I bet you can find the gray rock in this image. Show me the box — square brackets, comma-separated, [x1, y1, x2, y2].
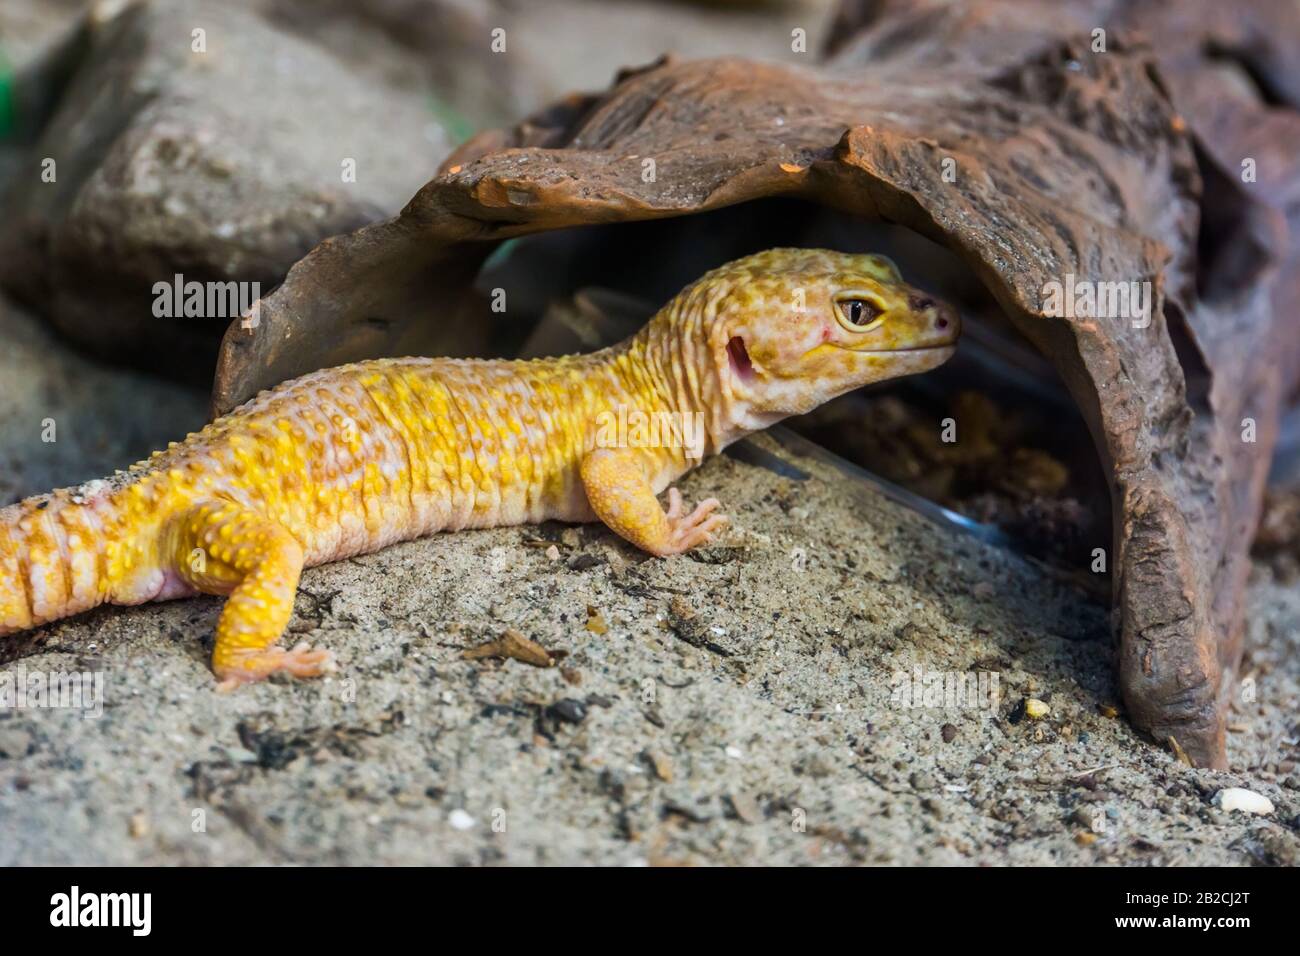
[0, 293, 206, 506]
[0, 0, 452, 381]
[0, 0, 85, 74]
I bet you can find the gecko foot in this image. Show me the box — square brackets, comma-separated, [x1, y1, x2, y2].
[660, 488, 728, 555]
[215, 641, 337, 691]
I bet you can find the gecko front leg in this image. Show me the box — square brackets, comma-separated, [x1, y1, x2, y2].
[169, 501, 334, 688]
[580, 448, 727, 557]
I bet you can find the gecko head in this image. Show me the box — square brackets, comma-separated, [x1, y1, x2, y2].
[704, 248, 960, 419]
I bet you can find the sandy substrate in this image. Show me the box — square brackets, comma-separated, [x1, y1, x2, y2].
[0, 297, 1297, 865]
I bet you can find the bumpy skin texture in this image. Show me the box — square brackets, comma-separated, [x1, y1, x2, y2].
[0, 249, 959, 686]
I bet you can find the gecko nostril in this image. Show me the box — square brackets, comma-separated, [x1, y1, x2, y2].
[936, 316, 949, 329]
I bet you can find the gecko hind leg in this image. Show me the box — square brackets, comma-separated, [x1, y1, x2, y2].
[170, 501, 335, 689]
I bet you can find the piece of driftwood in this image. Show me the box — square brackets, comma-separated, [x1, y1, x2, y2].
[212, 0, 1300, 767]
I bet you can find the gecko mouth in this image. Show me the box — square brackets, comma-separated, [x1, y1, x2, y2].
[727, 335, 756, 381]
[841, 343, 958, 355]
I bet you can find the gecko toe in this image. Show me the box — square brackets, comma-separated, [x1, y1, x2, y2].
[662, 499, 729, 554]
[666, 487, 684, 519]
[214, 643, 336, 687]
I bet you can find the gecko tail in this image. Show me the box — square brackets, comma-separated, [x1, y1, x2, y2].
[0, 488, 115, 637]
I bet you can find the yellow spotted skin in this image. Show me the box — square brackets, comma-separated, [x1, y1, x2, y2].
[0, 249, 960, 686]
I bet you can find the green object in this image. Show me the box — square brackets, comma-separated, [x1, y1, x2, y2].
[426, 93, 475, 146]
[481, 238, 520, 273]
[0, 48, 13, 140]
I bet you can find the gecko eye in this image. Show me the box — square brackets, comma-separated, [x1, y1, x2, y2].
[835, 297, 885, 331]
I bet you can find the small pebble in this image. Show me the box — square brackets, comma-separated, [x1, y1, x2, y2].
[448, 809, 476, 830]
[643, 750, 674, 783]
[727, 792, 762, 824]
[1024, 698, 1050, 719]
[796, 753, 833, 779]
[0, 728, 35, 759]
[1071, 806, 1099, 830]
[546, 698, 587, 725]
[1212, 787, 1274, 816]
